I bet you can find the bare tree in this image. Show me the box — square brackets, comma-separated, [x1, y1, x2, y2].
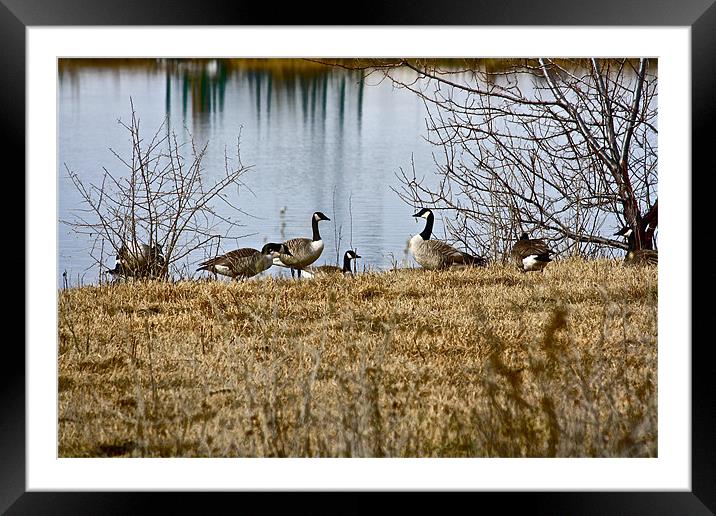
[356, 58, 657, 260]
[63, 99, 252, 280]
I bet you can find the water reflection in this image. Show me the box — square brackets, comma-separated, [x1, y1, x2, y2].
[133, 59, 368, 140]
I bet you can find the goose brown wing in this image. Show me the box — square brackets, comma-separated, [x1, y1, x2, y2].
[313, 265, 342, 274]
[200, 247, 259, 268]
[279, 238, 317, 267]
[283, 238, 311, 254]
[512, 239, 551, 259]
[425, 239, 468, 266]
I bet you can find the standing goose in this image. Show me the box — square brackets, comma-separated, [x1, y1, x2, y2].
[409, 208, 487, 269]
[510, 232, 553, 272]
[614, 227, 658, 266]
[274, 211, 331, 278]
[196, 242, 292, 281]
[303, 250, 361, 278]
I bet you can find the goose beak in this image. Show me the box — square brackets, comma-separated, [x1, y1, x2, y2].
[412, 211, 420, 218]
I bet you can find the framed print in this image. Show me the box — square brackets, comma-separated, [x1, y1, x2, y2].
[7, 0, 715, 513]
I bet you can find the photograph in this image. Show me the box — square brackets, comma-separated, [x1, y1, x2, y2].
[8, 7, 711, 511]
[57, 57, 659, 459]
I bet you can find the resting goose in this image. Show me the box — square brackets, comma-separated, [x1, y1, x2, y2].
[107, 257, 130, 279]
[109, 241, 165, 278]
[196, 242, 291, 281]
[614, 226, 658, 266]
[510, 232, 553, 272]
[274, 211, 331, 278]
[409, 208, 487, 269]
[303, 250, 361, 278]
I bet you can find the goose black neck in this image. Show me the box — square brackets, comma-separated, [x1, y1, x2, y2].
[342, 253, 352, 273]
[312, 217, 322, 242]
[419, 212, 434, 240]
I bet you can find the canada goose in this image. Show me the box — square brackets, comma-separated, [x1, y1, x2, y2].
[110, 242, 165, 278]
[273, 211, 331, 278]
[303, 250, 361, 278]
[510, 232, 553, 272]
[196, 242, 291, 281]
[409, 208, 487, 269]
[614, 226, 658, 266]
[106, 257, 130, 279]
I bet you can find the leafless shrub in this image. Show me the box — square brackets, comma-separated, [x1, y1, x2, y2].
[364, 59, 658, 260]
[63, 99, 252, 281]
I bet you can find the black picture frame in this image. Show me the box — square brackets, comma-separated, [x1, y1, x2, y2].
[7, 0, 715, 513]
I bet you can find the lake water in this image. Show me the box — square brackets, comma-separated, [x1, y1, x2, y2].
[58, 60, 655, 287]
[58, 60, 439, 286]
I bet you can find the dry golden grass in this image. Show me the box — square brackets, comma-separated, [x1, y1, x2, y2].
[58, 258, 657, 457]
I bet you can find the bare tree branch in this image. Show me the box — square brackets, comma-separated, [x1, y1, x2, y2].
[63, 100, 252, 280]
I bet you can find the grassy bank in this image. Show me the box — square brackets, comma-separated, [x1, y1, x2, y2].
[58, 258, 657, 457]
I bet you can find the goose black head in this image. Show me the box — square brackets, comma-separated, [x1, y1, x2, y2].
[107, 260, 127, 277]
[412, 208, 432, 219]
[346, 249, 361, 260]
[313, 212, 331, 222]
[262, 242, 292, 256]
[519, 232, 529, 241]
